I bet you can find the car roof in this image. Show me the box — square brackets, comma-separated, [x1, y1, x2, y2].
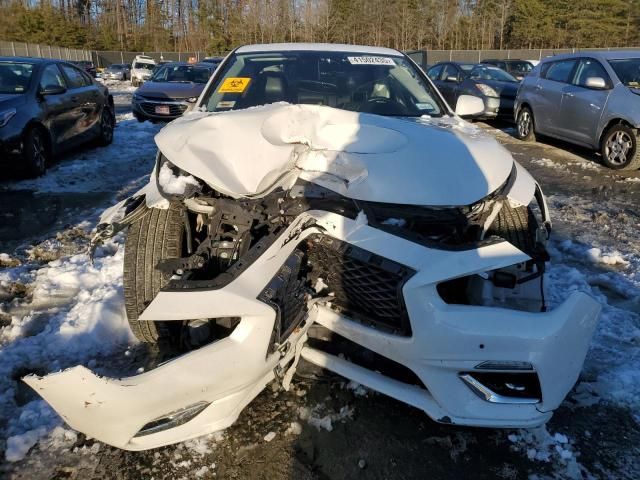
[236, 42, 403, 56]
[0, 56, 50, 63]
[157, 62, 209, 67]
[542, 50, 640, 63]
[482, 59, 530, 63]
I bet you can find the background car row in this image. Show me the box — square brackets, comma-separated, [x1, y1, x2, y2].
[426, 51, 640, 170]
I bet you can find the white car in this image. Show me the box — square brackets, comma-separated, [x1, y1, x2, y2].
[25, 43, 600, 451]
[130, 55, 156, 86]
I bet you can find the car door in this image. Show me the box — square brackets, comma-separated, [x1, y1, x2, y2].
[59, 63, 100, 142]
[427, 64, 445, 100]
[558, 58, 612, 146]
[438, 64, 463, 107]
[534, 59, 578, 134]
[38, 63, 78, 148]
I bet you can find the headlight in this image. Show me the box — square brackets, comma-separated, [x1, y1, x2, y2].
[475, 84, 498, 97]
[186, 97, 197, 103]
[0, 108, 16, 128]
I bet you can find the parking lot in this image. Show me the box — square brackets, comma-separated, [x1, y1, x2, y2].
[0, 80, 639, 479]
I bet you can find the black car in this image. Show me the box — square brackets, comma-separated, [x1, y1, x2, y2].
[481, 59, 534, 81]
[132, 62, 214, 122]
[0, 57, 115, 177]
[73, 60, 97, 78]
[200, 57, 223, 68]
[427, 62, 520, 120]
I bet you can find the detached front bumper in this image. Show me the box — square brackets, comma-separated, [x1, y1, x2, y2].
[25, 209, 599, 450]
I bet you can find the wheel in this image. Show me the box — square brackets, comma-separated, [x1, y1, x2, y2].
[23, 126, 49, 177]
[488, 203, 538, 256]
[97, 107, 115, 146]
[134, 113, 146, 123]
[601, 124, 640, 170]
[516, 106, 536, 141]
[123, 203, 186, 343]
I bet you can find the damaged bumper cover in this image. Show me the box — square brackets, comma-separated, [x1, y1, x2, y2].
[27, 210, 599, 450]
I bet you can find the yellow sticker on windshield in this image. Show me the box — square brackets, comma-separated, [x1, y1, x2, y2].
[218, 77, 251, 93]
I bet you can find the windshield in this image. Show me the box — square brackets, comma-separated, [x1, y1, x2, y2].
[509, 61, 533, 73]
[608, 58, 640, 87]
[133, 62, 155, 71]
[202, 50, 445, 117]
[108, 64, 124, 70]
[0, 62, 34, 94]
[151, 64, 213, 83]
[470, 66, 518, 82]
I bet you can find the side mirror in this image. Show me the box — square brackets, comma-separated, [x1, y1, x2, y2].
[455, 95, 485, 117]
[445, 75, 459, 83]
[40, 84, 66, 96]
[585, 77, 607, 89]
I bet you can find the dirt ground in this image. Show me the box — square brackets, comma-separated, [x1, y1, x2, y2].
[1, 119, 639, 480]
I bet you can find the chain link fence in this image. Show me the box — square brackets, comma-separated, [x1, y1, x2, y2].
[0, 40, 90, 61]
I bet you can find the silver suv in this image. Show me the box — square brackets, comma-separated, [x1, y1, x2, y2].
[515, 51, 640, 169]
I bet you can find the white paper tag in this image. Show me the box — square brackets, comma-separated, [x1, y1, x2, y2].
[347, 56, 396, 66]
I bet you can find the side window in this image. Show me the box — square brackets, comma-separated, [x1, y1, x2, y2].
[40, 64, 66, 90]
[80, 70, 93, 85]
[60, 64, 88, 89]
[573, 59, 610, 88]
[543, 60, 577, 83]
[440, 64, 458, 81]
[427, 65, 442, 81]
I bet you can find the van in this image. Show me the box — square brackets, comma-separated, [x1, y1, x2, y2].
[131, 55, 156, 86]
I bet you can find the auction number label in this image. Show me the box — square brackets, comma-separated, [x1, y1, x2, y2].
[218, 77, 251, 93]
[347, 56, 396, 66]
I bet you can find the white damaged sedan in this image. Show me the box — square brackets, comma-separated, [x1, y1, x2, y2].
[24, 43, 600, 451]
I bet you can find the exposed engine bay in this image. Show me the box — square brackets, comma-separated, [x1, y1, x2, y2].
[23, 103, 600, 451]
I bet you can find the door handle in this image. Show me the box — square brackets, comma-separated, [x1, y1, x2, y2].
[534, 85, 542, 90]
[563, 92, 574, 98]
[71, 96, 79, 102]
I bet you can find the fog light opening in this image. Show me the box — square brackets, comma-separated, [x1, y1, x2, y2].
[135, 401, 210, 437]
[460, 371, 541, 404]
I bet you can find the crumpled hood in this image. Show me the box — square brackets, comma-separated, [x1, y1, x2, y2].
[155, 103, 515, 206]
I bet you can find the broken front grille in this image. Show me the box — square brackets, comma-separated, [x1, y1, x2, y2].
[305, 234, 415, 336]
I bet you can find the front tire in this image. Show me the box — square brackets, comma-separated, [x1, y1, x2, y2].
[488, 203, 538, 256]
[23, 127, 49, 177]
[97, 107, 115, 146]
[516, 106, 536, 142]
[601, 124, 640, 170]
[123, 203, 186, 344]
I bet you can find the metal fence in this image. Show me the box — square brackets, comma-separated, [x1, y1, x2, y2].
[0, 40, 90, 61]
[2, 40, 638, 68]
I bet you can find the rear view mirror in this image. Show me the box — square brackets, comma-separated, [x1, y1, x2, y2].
[455, 95, 485, 117]
[445, 75, 459, 83]
[585, 77, 607, 89]
[41, 84, 66, 96]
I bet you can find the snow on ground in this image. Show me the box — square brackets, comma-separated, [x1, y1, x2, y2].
[7, 112, 160, 196]
[0, 82, 160, 462]
[0, 105, 638, 477]
[1, 235, 135, 462]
